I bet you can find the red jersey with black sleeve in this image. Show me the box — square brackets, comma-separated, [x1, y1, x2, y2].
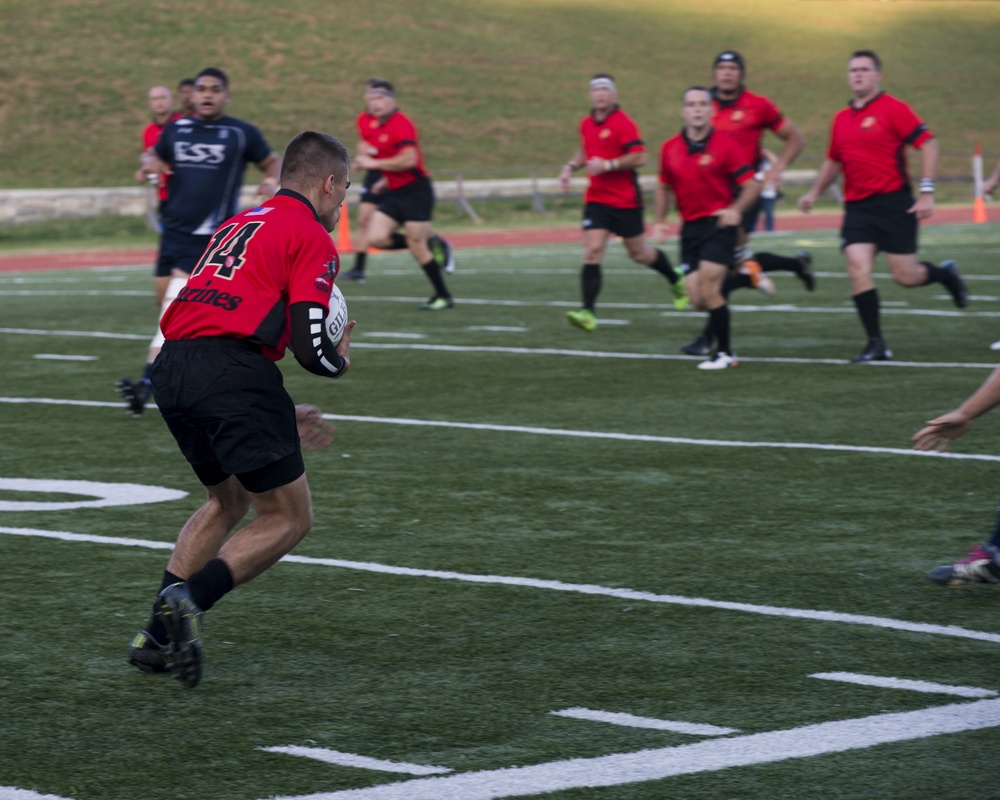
[658, 129, 756, 222]
[160, 190, 339, 363]
[580, 106, 645, 208]
[359, 109, 429, 191]
[711, 88, 784, 167]
[142, 113, 181, 201]
[826, 92, 933, 202]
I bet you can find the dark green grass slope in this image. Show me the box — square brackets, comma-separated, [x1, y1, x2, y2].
[1, 0, 999, 188]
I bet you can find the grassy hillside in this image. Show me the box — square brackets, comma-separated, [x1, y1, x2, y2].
[1, 0, 999, 188]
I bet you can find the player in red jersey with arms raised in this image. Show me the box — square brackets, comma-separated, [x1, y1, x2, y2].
[681, 51, 814, 356]
[559, 73, 687, 332]
[799, 50, 966, 362]
[352, 80, 454, 309]
[127, 131, 354, 688]
[654, 87, 760, 370]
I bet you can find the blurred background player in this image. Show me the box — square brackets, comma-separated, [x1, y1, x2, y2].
[559, 73, 687, 333]
[654, 86, 760, 370]
[798, 50, 966, 362]
[344, 78, 455, 285]
[350, 79, 455, 307]
[117, 67, 281, 415]
[681, 51, 813, 356]
[177, 77, 196, 116]
[135, 85, 181, 307]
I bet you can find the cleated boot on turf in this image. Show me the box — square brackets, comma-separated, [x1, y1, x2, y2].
[670, 271, 689, 311]
[430, 236, 456, 274]
[127, 629, 169, 674]
[156, 583, 204, 689]
[797, 251, 816, 292]
[850, 337, 892, 363]
[566, 309, 597, 332]
[116, 377, 152, 416]
[697, 352, 739, 370]
[680, 335, 713, 356]
[419, 296, 454, 311]
[926, 544, 1000, 587]
[343, 268, 366, 284]
[940, 259, 968, 309]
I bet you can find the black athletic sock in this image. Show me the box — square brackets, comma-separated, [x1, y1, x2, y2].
[186, 558, 235, 613]
[755, 252, 803, 274]
[648, 249, 679, 284]
[852, 289, 882, 339]
[421, 258, 451, 298]
[708, 305, 732, 355]
[388, 232, 408, 250]
[581, 263, 602, 311]
[723, 272, 753, 298]
[146, 569, 183, 642]
[989, 501, 1000, 549]
[353, 251, 368, 273]
[919, 261, 946, 285]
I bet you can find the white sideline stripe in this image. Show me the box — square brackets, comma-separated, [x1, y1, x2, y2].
[258, 746, 452, 775]
[0, 327, 147, 340]
[550, 708, 739, 736]
[3, 526, 1000, 645]
[267, 699, 1000, 800]
[810, 672, 998, 698]
[0, 789, 73, 800]
[1, 329, 998, 369]
[33, 354, 98, 361]
[1, 397, 999, 462]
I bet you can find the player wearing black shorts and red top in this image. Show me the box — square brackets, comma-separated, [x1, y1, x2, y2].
[344, 78, 454, 285]
[559, 73, 687, 332]
[352, 80, 454, 309]
[654, 87, 760, 370]
[681, 51, 813, 356]
[799, 50, 966, 362]
[118, 67, 281, 416]
[126, 131, 354, 689]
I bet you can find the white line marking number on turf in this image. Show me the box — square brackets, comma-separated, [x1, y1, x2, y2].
[0, 478, 186, 512]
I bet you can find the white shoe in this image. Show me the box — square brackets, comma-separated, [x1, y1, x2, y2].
[697, 352, 739, 370]
[990, 340, 1000, 351]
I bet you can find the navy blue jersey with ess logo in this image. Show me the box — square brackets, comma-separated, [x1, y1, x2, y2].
[155, 115, 272, 236]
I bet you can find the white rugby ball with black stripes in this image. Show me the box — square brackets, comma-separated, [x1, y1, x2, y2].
[325, 283, 349, 346]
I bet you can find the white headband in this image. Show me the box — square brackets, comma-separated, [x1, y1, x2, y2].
[589, 78, 616, 93]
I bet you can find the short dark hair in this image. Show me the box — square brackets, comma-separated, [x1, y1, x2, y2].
[195, 67, 229, 88]
[683, 85, 712, 101]
[366, 78, 394, 94]
[590, 72, 615, 82]
[713, 50, 746, 73]
[280, 131, 350, 188]
[178, 77, 195, 89]
[850, 49, 881, 71]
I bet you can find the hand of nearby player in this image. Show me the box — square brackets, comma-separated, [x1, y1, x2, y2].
[295, 404, 336, 452]
[585, 156, 610, 176]
[908, 193, 935, 220]
[332, 320, 356, 376]
[354, 154, 377, 170]
[651, 222, 670, 243]
[559, 166, 573, 193]
[985, 177, 998, 198]
[797, 190, 818, 213]
[912, 410, 973, 452]
[713, 207, 741, 227]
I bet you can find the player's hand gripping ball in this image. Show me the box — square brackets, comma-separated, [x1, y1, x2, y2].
[325, 283, 349, 346]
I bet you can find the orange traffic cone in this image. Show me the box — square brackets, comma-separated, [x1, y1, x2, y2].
[974, 196, 988, 224]
[336, 202, 353, 253]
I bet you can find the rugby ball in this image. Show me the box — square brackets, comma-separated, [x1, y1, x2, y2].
[325, 283, 349, 346]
